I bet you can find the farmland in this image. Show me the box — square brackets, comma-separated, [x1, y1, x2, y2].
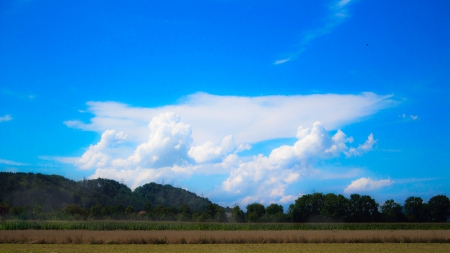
[1, 229, 450, 244]
[1, 244, 450, 253]
[1, 220, 450, 231]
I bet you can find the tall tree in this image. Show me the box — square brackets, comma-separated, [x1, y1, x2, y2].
[246, 203, 265, 222]
[346, 194, 380, 222]
[321, 193, 348, 222]
[231, 205, 245, 223]
[404, 196, 427, 222]
[428, 195, 450, 222]
[381, 199, 405, 222]
[288, 193, 324, 222]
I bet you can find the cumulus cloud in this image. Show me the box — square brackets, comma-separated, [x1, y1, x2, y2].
[344, 177, 394, 193]
[189, 135, 237, 163]
[113, 112, 193, 169]
[75, 129, 128, 170]
[221, 122, 373, 204]
[346, 133, 376, 157]
[65, 92, 394, 146]
[73, 112, 378, 204]
[66, 93, 394, 204]
[0, 114, 12, 122]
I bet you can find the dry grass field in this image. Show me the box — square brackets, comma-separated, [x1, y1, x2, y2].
[1, 243, 450, 253]
[1, 230, 450, 244]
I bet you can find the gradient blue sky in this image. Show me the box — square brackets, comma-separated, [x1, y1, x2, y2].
[1, 0, 449, 208]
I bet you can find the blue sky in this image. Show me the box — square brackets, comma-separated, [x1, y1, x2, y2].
[1, 0, 449, 208]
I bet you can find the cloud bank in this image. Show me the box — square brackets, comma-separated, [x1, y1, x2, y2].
[65, 92, 394, 145]
[65, 92, 395, 205]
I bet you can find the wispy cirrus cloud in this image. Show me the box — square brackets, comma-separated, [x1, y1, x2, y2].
[0, 115, 12, 123]
[274, 0, 356, 65]
[39, 156, 78, 164]
[0, 158, 29, 166]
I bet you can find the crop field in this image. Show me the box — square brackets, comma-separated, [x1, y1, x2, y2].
[1, 221, 450, 231]
[1, 243, 450, 253]
[1, 230, 450, 244]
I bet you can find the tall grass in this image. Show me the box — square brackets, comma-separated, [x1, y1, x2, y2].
[1, 221, 449, 231]
[1, 230, 450, 244]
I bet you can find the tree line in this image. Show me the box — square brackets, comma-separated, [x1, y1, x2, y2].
[0, 172, 449, 222]
[229, 193, 449, 223]
[1, 192, 449, 222]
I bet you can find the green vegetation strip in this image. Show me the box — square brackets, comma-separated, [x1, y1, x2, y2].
[1, 221, 449, 231]
[1, 244, 450, 253]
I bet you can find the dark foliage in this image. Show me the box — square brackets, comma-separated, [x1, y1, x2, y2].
[0, 172, 212, 220]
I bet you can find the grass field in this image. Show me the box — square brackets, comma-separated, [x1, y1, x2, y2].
[1, 230, 450, 244]
[1, 243, 450, 253]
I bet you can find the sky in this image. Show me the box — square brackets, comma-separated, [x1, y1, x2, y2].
[1, 0, 449, 209]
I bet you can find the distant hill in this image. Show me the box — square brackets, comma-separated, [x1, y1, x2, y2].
[0, 172, 213, 212]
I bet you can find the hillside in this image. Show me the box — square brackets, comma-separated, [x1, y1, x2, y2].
[0, 172, 213, 212]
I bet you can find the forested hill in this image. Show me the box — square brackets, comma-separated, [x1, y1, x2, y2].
[0, 172, 213, 212]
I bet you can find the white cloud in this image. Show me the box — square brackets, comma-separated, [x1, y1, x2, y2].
[346, 133, 376, 157]
[75, 129, 128, 170]
[279, 193, 303, 204]
[221, 122, 371, 202]
[337, 0, 352, 8]
[410, 115, 419, 120]
[65, 92, 394, 146]
[65, 93, 394, 203]
[39, 156, 78, 164]
[344, 177, 394, 193]
[189, 135, 238, 163]
[0, 158, 29, 166]
[274, 58, 290, 65]
[0, 114, 12, 122]
[399, 114, 419, 122]
[274, 0, 356, 64]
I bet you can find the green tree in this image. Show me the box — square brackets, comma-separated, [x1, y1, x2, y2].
[177, 204, 192, 221]
[205, 204, 219, 219]
[321, 193, 348, 222]
[246, 203, 265, 222]
[381, 199, 405, 222]
[404, 196, 427, 222]
[266, 203, 283, 215]
[346, 194, 380, 222]
[288, 193, 324, 222]
[125, 205, 135, 215]
[144, 202, 153, 212]
[215, 207, 228, 222]
[0, 201, 10, 218]
[64, 204, 88, 220]
[231, 205, 245, 223]
[264, 203, 285, 222]
[428, 195, 450, 222]
[89, 204, 102, 219]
